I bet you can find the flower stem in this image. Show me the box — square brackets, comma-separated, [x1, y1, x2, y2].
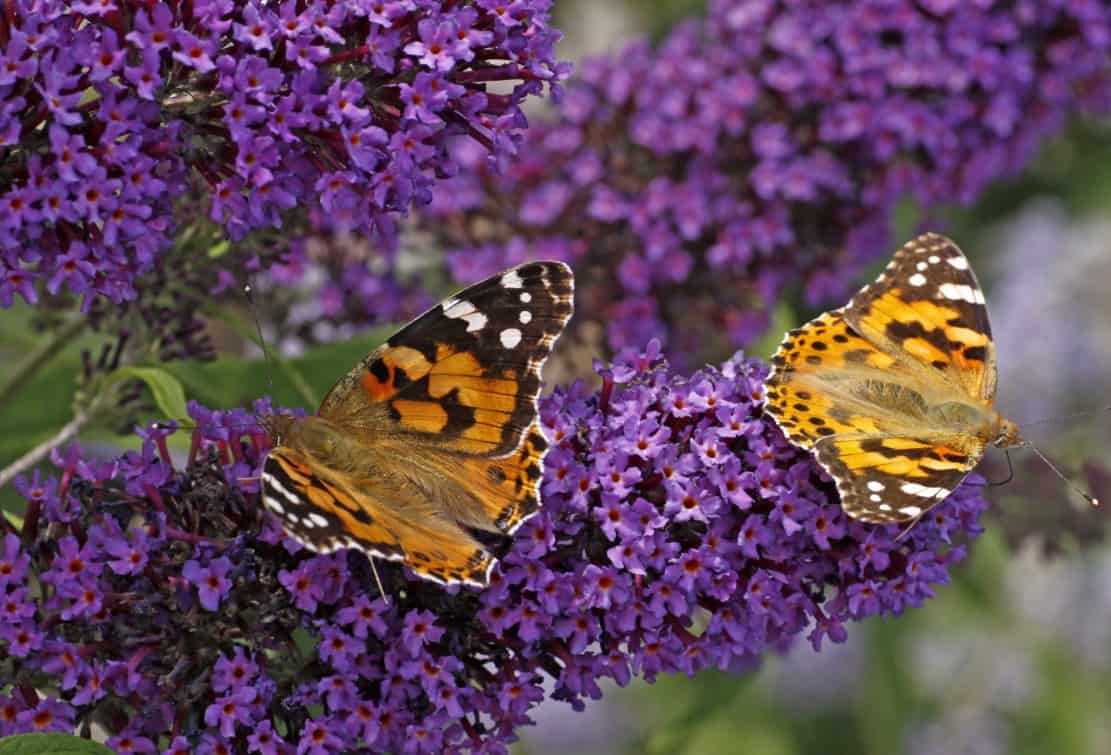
[0, 398, 97, 490]
[0, 316, 85, 413]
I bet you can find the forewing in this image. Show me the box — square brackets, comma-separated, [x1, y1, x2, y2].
[318, 261, 574, 458]
[812, 435, 982, 523]
[261, 447, 495, 586]
[765, 310, 909, 448]
[844, 233, 997, 403]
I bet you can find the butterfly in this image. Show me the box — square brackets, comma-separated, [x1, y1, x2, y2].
[259, 262, 574, 586]
[763, 232, 1021, 523]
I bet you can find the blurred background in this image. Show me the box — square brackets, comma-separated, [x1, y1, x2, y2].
[2, 0, 1109, 752]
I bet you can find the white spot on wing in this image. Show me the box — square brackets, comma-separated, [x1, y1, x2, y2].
[308, 513, 328, 528]
[908, 273, 927, 287]
[916, 261, 928, 272]
[442, 298, 488, 332]
[500, 328, 522, 348]
[946, 255, 969, 270]
[938, 283, 984, 304]
[900, 482, 948, 499]
[898, 505, 923, 517]
[519, 310, 532, 324]
[262, 471, 300, 507]
[501, 269, 524, 289]
[867, 481, 885, 492]
[520, 292, 531, 303]
[869, 494, 882, 502]
[928, 255, 941, 264]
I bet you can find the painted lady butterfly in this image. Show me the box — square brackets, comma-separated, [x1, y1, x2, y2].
[259, 262, 574, 586]
[763, 233, 1020, 523]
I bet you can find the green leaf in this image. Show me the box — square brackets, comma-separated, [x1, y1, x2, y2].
[163, 327, 393, 414]
[0, 733, 115, 755]
[111, 367, 189, 422]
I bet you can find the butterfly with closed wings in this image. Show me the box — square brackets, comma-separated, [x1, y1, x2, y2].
[259, 262, 574, 587]
[764, 232, 1096, 525]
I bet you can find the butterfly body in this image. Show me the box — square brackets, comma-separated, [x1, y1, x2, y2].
[260, 262, 574, 586]
[764, 233, 1019, 523]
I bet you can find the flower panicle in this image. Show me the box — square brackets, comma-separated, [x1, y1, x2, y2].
[0, 345, 986, 750]
[0, 0, 567, 310]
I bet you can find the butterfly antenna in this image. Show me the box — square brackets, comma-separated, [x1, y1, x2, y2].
[368, 556, 389, 605]
[1022, 441, 1100, 508]
[1021, 405, 1111, 428]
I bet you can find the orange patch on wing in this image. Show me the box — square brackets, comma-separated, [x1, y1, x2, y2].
[765, 311, 896, 446]
[431, 349, 483, 377]
[866, 291, 959, 327]
[427, 349, 519, 414]
[404, 537, 493, 584]
[459, 408, 512, 448]
[455, 422, 546, 533]
[361, 346, 433, 401]
[902, 337, 949, 365]
[273, 453, 315, 482]
[391, 399, 449, 433]
[944, 325, 989, 348]
[827, 439, 973, 479]
[919, 456, 971, 472]
[877, 438, 931, 450]
[306, 485, 335, 510]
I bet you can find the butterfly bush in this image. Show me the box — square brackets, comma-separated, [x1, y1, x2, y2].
[0, 0, 566, 310]
[421, 0, 1111, 359]
[0, 345, 987, 751]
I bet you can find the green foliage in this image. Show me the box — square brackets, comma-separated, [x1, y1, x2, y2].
[109, 367, 188, 424]
[0, 734, 114, 755]
[161, 327, 392, 414]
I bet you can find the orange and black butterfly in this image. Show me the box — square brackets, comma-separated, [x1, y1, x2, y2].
[260, 262, 574, 586]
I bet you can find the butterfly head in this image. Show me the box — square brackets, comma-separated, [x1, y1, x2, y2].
[990, 414, 1022, 449]
[259, 412, 295, 445]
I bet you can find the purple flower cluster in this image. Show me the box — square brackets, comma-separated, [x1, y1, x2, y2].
[424, 0, 1111, 360]
[0, 346, 985, 751]
[0, 0, 566, 310]
[258, 235, 433, 352]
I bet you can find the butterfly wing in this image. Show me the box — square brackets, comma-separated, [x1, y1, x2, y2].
[319, 261, 573, 456]
[810, 435, 981, 523]
[764, 233, 994, 523]
[319, 261, 572, 541]
[262, 447, 495, 586]
[844, 233, 997, 403]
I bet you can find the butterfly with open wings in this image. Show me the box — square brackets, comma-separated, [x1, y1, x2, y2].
[259, 262, 574, 586]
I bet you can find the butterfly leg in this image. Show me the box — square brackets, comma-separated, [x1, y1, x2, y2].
[895, 511, 925, 542]
[367, 555, 388, 604]
[984, 448, 1015, 487]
